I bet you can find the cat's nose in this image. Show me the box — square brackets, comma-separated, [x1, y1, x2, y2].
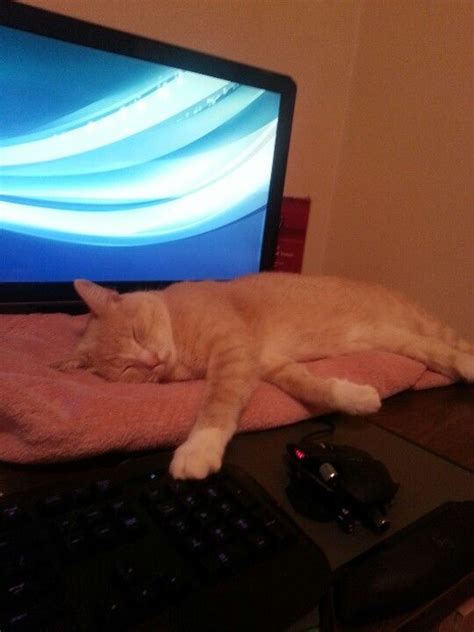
[137, 349, 163, 369]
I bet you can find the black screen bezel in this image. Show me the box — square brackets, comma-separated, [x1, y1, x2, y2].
[0, 1, 296, 313]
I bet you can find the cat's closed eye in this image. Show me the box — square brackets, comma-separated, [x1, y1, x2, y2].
[131, 325, 145, 345]
[118, 365, 147, 383]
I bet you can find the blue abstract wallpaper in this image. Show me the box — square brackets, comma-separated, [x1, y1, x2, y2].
[0, 26, 281, 281]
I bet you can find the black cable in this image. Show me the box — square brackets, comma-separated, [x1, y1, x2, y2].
[299, 417, 335, 445]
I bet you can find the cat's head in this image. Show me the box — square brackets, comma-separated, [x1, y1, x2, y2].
[53, 280, 177, 383]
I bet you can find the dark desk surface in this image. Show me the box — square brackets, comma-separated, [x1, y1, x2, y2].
[227, 408, 474, 572]
[0, 384, 473, 575]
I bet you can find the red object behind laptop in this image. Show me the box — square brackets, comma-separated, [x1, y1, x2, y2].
[273, 197, 310, 273]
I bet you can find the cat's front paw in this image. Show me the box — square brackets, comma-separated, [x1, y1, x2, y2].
[332, 380, 381, 415]
[169, 428, 226, 480]
[456, 353, 474, 382]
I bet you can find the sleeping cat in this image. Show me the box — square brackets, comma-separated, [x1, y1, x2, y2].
[54, 273, 474, 480]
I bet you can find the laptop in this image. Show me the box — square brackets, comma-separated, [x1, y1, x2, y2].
[0, 2, 296, 314]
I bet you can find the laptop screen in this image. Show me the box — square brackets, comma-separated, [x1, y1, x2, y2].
[0, 3, 296, 311]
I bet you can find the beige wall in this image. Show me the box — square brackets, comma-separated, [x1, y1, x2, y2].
[323, 1, 474, 339]
[22, 0, 473, 338]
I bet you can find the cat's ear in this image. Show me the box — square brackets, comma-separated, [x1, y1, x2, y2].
[73, 279, 119, 316]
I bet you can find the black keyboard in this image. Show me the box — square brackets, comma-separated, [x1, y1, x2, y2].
[0, 463, 331, 631]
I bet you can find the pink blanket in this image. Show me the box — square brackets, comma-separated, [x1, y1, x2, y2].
[0, 313, 452, 464]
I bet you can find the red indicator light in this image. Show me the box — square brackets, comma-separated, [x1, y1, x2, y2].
[295, 448, 306, 460]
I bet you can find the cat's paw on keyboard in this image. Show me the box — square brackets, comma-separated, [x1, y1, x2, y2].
[170, 428, 226, 479]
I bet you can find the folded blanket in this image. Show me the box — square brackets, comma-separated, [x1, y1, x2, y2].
[0, 313, 453, 464]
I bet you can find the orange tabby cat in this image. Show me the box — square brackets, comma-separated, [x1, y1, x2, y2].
[55, 273, 474, 479]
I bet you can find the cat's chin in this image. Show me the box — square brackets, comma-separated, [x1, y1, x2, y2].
[146, 372, 163, 384]
[148, 361, 176, 383]
[118, 373, 162, 384]
[113, 364, 168, 383]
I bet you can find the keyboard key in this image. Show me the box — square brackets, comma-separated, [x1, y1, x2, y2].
[0, 602, 52, 632]
[0, 532, 14, 559]
[142, 487, 166, 507]
[1, 563, 57, 597]
[137, 472, 161, 486]
[180, 492, 201, 510]
[215, 499, 238, 517]
[2, 609, 31, 631]
[229, 514, 254, 534]
[199, 549, 233, 578]
[114, 560, 137, 587]
[93, 479, 119, 499]
[108, 498, 128, 515]
[245, 531, 275, 558]
[222, 480, 258, 509]
[200, 483, 224, 501]
[117, 513, 142, 537]
[96, 595, 130, 630]
[182, 534, 208, 555]
[166, 479, 191, 496]
[91, 523, 116, 548]
[54, 516, 76, 534]
[129, 580, 162, 609]
[161, 573, 190, 600]
[37, 494, 66, 516]
[3, 550, 35, 575]
[81, 507, 107, 528]
[207, 524, 232, 544]
[193, 508, 218, 527]
[0, 575, 56, 621]
[62, 531, 87, 557]
[0, 505, 26, 530]
[2, 578, 30, 605]
[199, 543, 248, 579]
[70, 487, 93, 506]
[252, 506, 279, 528]
[152, 500, 181, 520]
[167, 516, 193, 537]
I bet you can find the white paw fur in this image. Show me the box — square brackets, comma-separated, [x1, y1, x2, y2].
[169, 428, 228, 480]
[331, 379, 381, 415]
[456, 353, 474, 382]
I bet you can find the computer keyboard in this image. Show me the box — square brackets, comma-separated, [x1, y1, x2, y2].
[0, 462, 331, 631]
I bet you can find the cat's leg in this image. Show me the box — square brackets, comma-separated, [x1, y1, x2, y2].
[262, 355, 381, 415]
[170, 336, 258, 480]
[365, 328, 474, 382]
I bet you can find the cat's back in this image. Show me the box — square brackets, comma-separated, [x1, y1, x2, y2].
[229, 272, 424, 331]
[164, 272, 395, 315]
[232, 272, 347, 295]
[230, 272, 381, 310]
[163, 272, 417, 330]
[161, 273, 326, 331]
